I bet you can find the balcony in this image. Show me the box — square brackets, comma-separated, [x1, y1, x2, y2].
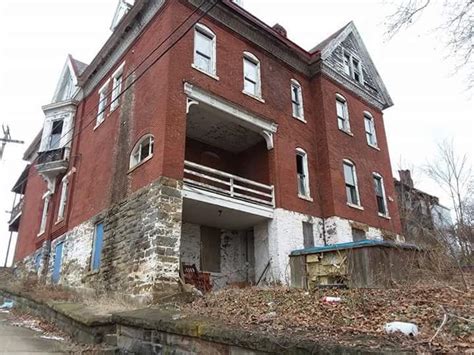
[36, 147, 69, 186]
[8, 197, 24, 232]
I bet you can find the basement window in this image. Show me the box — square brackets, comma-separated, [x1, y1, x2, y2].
[373, 173, 388, 217]
[243, 52, 262, 99]
[296, 148, 310, 198]
[130, 135, 154, 169]
[343, 160, 360, 206]
[91, 222, 104, 272]
[291, 79, 304, 121]
[193, 24, 216, 76]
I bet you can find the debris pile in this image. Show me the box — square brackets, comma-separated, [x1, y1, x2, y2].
[183, 285, 473, 352]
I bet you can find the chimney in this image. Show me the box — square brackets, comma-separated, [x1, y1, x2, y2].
[399, 170, 414, 188]
[272, 23, 287, 38]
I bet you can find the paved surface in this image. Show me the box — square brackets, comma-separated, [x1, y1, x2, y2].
[0, 311, 68, 354]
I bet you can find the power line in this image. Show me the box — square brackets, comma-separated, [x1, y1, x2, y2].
[9, 0, 217, 192]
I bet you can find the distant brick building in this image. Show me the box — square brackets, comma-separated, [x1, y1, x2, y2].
[9, 0, 403, 299]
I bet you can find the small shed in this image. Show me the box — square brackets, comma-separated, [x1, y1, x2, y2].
[289, 240, 423, 289]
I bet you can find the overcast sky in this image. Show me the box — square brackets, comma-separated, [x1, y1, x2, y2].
[0, 0, 472, 265]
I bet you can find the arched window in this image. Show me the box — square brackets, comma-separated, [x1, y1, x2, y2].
[243, 52, 262, 98]
[373, 172, 388, 216]
[296, 148, 310, 198]
[130, 135, 154, 169]
[343, 159, 360, 206]
[364, 111, 378, 147]
[291, 79, 304, 120]
[193, 24, 217, 76]
[336, 94, 350, 133]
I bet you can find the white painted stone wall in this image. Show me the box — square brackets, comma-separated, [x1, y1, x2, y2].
[180, 222, 253, 289]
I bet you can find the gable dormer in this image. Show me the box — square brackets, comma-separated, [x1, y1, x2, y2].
[110, 0, 133, 32]
[316, 22, 393, 109]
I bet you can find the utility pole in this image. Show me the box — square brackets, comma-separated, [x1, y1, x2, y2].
[0, 124, 24, 160]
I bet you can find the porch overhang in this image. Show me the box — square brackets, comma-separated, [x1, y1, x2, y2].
[184, 82, 278, 150]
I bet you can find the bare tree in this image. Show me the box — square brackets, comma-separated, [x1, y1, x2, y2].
[385, 0, 474, 89]
[424, 140, 473, 268]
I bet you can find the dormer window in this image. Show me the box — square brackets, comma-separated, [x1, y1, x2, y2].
[49, 120, 64, 150]
[342, 49, 363, 84]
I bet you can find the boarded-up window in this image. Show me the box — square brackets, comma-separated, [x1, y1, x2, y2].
[200, 226, 221, 273]
[303, 222, 314, 248]
[352, 228, 366, 241]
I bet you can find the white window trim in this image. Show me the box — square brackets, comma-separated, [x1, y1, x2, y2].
[129, 134, 154, 170]
[38, 193, 52, 236]
[336, 94, 352, 134]
[110, 62, 125, 112]
[364, 111, 379, 149]
[342, 49, 364, 84]
[291, 79, 305, 122]
[95, 79, 110, 129]
[193, 24, 217, 77]
[296, 148, 311, 199]
[373, 172, 389, 218]
[242, 51, 263, 101]
[56, 177, 69, 223]
[343, 159, 361, 207]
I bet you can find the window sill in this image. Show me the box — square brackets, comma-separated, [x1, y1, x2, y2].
[55, 217, 64, 225]
[93, 120, 105, 131]
[339, 129, 353, 137]
[127, 154, 153, 174]
[85, 269, 100, 277]
[368, 144, 380, 151]
[293, 115, 307, 123]
[110, 103, 120, 113]
[298, 194, 313, 202]
[347, 202, 364, 210]
[242, 90, 265, 103]
[378, 213, 391, 220]
[191, 64, 219, 81]
[37, 231, 45, 238]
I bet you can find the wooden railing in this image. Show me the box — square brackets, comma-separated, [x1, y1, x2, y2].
[9, 197, 24, 223]
[184, 160, 275, 207]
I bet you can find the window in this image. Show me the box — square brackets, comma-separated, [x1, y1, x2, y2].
[34, 252, 42, 272]
[91, 222, 104, 272]
[130, 135, 154, 169]
[39, 194, 50, 235]
[352, 228, 366, 241]
[52, 242, 63, 284]
[243, 52, 261, 98]
[303, 222, 314, 248]
[296, 148, 310, 198]
[96, 81, 110, 126]
[193, 24, 216, 75]
[48, 120, 64, 150]
[57, 177, 69, 221]
[291, 80, 304, 120]
[373, 173, 388, 216]
[364, 112, 378, 147]
[111, 63, 125, 111]
[336, 95, 350, 132]
[342, 49, 363, 84]
[343, 160, 360, 206]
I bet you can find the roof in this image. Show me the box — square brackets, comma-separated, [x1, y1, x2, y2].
[11, 164, 30, 194]
[309, 22, 350, 54]
[290, 240, 421, 256]
[68, 55, 88, 77]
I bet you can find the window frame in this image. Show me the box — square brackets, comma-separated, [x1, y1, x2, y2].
[242, 51, 262, 100]
[96, 80, 110, 127]
[129, 134, 154, 170]
[342, 49, 364, 84]
[373, 172, 389, 217]
[38, 192, 51, 236]
[343, 159, 361, 207]
[193, 24, 217, 78]
[91, 222, 104, 272]
[56, 176, 69, 222]
[296, 148, 311, 199]
[291, 79, 305, 121]
[48, 119, 64, 150]
[364, 111, 378, 148]
[336, 94, 351, 134]
[110, 62, 125, 111]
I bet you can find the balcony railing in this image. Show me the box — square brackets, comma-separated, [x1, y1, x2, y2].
[9, 197, 24, 224]
[184, 160, 275, 207]
[37, 147, 67, 165]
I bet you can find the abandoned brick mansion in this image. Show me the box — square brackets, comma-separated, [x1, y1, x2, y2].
[8, 0, 404, 299]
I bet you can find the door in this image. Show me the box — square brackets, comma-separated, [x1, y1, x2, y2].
[52, 242, 64, 284]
